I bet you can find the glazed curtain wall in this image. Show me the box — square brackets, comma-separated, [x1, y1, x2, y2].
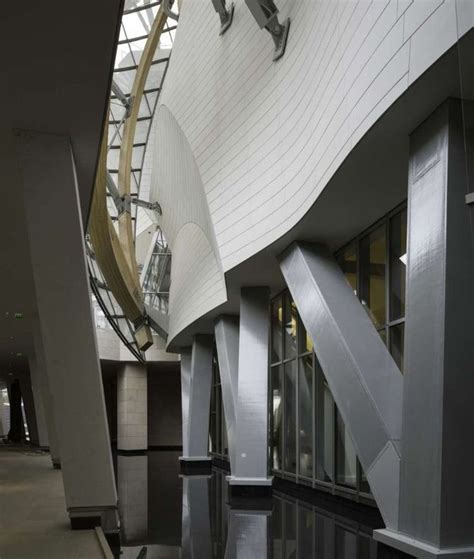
[270, 204, 407, 500]
[208, 204, 407, 498]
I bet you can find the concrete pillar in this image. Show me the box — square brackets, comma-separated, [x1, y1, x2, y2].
[28, 356, 50, 449]
[117, 363, 148, 451]
[181, 475, 212, 559]
[179, 335, 213, 473]
[375, 101, 474, 557]
[32, 324, 61, 468]
[214, 316, 239, 474]
[229, 287, 272, 496]
[180, 348, 192, 458]
[117, 454, 148, 543]
[17, 130, 118, 530]
[19, 375, 39, 446]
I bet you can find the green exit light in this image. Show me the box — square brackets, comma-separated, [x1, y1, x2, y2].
[14, 313, 23, 319]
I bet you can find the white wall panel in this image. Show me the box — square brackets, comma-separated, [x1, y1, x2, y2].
[151, 106, 226, 343]
[152, 0, 471, 339]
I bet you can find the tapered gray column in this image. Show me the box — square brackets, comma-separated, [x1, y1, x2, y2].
[279, 244, 402, 529]
[180, 335, 213, 469]
[17, 130, 118, 529]
[117, 363, 148, 451]
[229, 287, 272, 492]
[375, 101, 474, 557]
[181, 475, 212, 559]
[180, 348, 192, 458]
[32, 323, 60, 468]
[214, 316, 239, 474]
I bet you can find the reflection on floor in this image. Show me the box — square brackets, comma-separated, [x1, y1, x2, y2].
[0, 446, 105, 559]
[116, 451, 413, 559]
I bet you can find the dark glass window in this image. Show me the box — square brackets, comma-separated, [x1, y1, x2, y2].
[390, 209, 407, 321]
[299, 354, 313, 478]
[272, 365, 283, 470]
[209, 353, 228, 459]
[360, 225, 386, 328]
[272, 297, 283, 364]
[336, 409, 357, 488]
[315, 367, 335, 483]
[298, 319, 314, 354]
[284, 294, 297, 360]
[337, 243, 358, 294]
[284, 360, 297, 474]
[389, 323, 405, 373]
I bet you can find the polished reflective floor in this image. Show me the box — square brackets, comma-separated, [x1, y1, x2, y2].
[114, 451, 411, 559]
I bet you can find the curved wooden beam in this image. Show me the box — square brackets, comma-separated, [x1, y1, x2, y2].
[117, 7, 168, 279]
[89, 128, 147, 325]
[89, 7, 171, 352]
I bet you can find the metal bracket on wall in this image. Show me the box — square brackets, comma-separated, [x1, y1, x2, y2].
[245, 0, 290, 61]
[211, 0, 235, 35]
[465, 192, 474, 205]
[131, 198, 162, 215]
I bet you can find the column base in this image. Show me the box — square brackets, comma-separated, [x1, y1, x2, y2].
[179, 456, 212, 475]
[374, 529, 474, 558]
[227, 476, 273, 498]
[69, 506, 119, 532]
[116, 448, 148, 456]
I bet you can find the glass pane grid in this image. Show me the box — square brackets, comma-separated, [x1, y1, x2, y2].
[269, 204, 407, 502]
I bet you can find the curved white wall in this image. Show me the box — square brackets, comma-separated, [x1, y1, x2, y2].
[153, 0, 472, 340]
[151, 105, 226, 342]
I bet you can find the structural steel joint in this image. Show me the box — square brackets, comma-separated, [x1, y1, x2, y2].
[211, 0, 235, 35]
[245, 0, 290, 60]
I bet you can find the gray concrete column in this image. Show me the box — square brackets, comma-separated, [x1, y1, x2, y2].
[117, 455, 148, 543]
[32, 324, 61, 468]
[214, 316, 239, 474]
[279, 243, 402, 528]
[17, 130, 118, 530]
[181, 475, 212, 559]
[117, 362, 148, 451]
[28, 356, 49, 449]
[375, 101, 474, 557]
[179, 335, 213, 471]
[180, 348, 192, 458]
[229, 287, 272, 494]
